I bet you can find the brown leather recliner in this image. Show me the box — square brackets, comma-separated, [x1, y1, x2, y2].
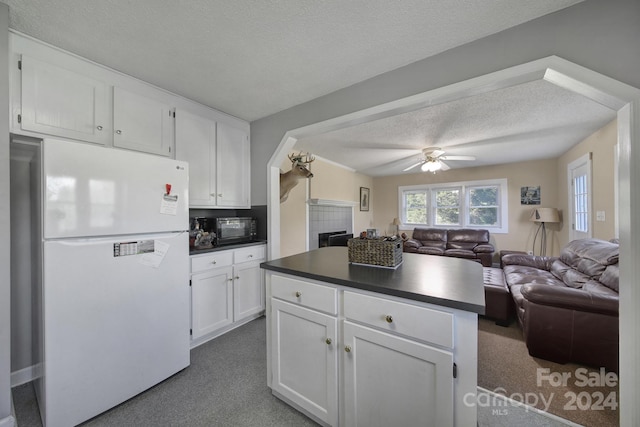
[502, 239, 619, 372]
[403, 228, 495, 267]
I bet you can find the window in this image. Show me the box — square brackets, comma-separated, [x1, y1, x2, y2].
[399, 178, 508, 233]
[468, 185, 499, 227]
[434, 187, 460, 226]
[404, 190, 428, 224]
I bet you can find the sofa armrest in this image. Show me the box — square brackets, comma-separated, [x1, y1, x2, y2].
[501, 254, 556, 270]
[403, 238, 421, 251]
[521, 284, 618, 316]
[473, 244, 494, 254]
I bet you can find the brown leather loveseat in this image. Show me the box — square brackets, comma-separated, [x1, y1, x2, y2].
[403, 228, 495, 267]
[502, 238, 619, 372]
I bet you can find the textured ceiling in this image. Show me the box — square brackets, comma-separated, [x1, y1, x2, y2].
[295, 80, 617, 176]
[2, 0, 583, 121]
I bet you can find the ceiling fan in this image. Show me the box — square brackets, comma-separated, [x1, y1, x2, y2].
[402, 147, 476, 173]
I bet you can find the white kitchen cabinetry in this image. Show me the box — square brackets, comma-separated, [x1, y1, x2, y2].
[113, 87, 174, 157]
[342, 292, 454, 427]
[271, 299, 338, 426]
[269, 275, 339, 426]
[19, 55, 110, 145]
[190, 244, 266, 347]
[216, 121, 250, 208]
[266, 273, 477, 427]
[175, 109, 250, 208]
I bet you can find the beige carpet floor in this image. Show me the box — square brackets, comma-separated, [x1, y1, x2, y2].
[478, 317, 619, 427]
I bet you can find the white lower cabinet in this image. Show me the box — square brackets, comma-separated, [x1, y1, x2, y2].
[191, 266, 233, 339]
[342, 321, 453, 427]
[190, 244, 265, 346]
[271, 299, 338, 426]
[266, 272, 477, 427]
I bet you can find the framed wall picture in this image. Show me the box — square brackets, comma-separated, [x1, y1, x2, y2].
[521, 186, 541, 205]
[360, 187, 370, 211]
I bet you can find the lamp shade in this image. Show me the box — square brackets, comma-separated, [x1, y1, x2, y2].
[529, 207, 560, 223]
[393, 218, 400, 226]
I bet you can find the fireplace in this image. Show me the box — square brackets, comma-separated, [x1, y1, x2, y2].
[318, 230, 347, 248]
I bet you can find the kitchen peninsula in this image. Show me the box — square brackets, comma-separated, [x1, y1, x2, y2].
[261, 247, 485, 426]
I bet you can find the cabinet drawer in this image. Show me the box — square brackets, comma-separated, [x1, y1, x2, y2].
[343, 291, 453, 349]
[270, 275, 337, 315]
[191, 251, 233, 273]
[234, 245, 265, 264]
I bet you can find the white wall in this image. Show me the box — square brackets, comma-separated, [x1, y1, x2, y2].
[0, 3, 16, 426]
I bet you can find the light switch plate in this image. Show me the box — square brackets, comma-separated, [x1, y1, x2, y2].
[596, 211, 606, 221]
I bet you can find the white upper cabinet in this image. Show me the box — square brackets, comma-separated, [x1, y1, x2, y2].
[175, 109, 216, 206]
[175, 109, 250, 209]
[216, 121, 250, 208]
[113, 87, 174, 157]
[20, 55, 110, 145]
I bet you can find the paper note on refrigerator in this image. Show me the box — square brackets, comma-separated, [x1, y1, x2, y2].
[140, 240, 170, 268]
[160, 194, 178, 215]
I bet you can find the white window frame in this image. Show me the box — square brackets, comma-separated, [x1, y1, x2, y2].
[398, 178, 509, 233]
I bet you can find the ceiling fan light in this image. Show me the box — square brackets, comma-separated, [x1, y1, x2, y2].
[421, 160, 442, 172]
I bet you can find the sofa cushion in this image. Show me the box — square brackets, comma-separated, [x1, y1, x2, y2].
[583, 280, 618, 297]
[447, 229, 489, 245]
[559, 239, 619, 280]
[417, 246, 445, 256]
[599, 264, 619, 292]
[444, 249, 476, 259]
[412, 228, 447, 244]
[503, 265, 564, 288]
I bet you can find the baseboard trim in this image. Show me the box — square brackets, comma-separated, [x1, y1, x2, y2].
[190, 313, 264, 350]
[10, 364, 42, 388]
[0, 415, 16, 427]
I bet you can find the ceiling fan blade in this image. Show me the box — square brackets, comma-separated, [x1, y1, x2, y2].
[403, 161, 424, 171]
[431, 149, 446, 157]
[440, 155, 476, 161]
[439, 160, 451, 171]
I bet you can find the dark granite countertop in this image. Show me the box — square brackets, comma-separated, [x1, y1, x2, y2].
[260, 247, 485, 314]
[189, 240, 267, 256]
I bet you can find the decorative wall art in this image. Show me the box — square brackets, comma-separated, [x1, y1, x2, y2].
[360, 187, 370, 211]
[521, 186, 541, 205]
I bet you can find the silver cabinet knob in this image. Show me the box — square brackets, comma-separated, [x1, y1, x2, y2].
[345, 346, 352, 353]
[295, 291, 302, 298]
[218, 193, 222, 197]
[211, 260, 217, 264]
[248, 254, 254, 258]
[325, 338, 332, 345]
[235, 276, 240, 280]
[97, 125, 103, 131]
[116, 129, 122, 135]
[227, 278, 233, 282]
[385, 315, 393, 323]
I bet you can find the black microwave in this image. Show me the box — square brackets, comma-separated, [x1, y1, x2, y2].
[214, 217, 257, 246]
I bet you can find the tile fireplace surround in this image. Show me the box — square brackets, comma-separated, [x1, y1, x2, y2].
[308, 204, 353, 250]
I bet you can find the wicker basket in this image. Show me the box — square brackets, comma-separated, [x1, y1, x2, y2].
[347, 237, 403, 268]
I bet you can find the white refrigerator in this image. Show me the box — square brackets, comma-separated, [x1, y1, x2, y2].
[37, 139, 190, 427]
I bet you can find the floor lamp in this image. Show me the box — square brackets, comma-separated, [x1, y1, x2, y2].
[530, 207, 560, 256]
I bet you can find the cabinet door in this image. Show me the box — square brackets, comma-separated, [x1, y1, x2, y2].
[233, 261, 264, 321]
[216, 121, 250, 208]
[343, 321, 454, 427]
[271, 299, 338, 426]
[113, 87, 174, 157]
[175, 109, 216, 206]
[191, 267, 233, 339]
[20, 55, 109, 145]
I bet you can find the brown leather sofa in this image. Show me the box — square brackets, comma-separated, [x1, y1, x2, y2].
[502, 238, 619, 372]
[403, 228, 495, 267]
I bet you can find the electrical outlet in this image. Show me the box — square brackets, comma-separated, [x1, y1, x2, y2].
[527, 250, 534, 255]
